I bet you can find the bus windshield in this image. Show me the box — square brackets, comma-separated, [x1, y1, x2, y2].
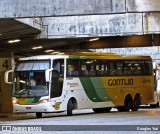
[13, 60, 50, 97]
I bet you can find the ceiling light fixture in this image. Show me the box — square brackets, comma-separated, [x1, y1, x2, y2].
[52, 52, 60, 54]
[8, 39, 21, 43]
[32, 46, 43, 50]
[45, 50, 54, 53]
[89, 38, 99, 42]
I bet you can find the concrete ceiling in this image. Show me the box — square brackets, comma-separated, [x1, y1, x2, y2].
[0, 19, 40, 39]
[0, 19, 89, 56]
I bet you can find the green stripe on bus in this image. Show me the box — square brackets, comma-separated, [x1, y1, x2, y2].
[80, 78, 111, 102]
[28, 98, 40, 103]
[17, 97, 40, 105]
[69, 55, 91, 59]
[90, 78, 111, 102]
[80, 78, 102, 102]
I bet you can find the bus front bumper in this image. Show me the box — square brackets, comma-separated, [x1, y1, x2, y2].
[13, 102, 59, 113]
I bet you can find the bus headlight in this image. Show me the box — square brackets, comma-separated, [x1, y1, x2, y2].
[39, 99, 49, 104]
[12, 98, 17, 104]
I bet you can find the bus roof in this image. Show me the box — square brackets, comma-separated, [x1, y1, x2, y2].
[66, 52, 151, 60]
[65, 52, 119, 56]
[18, 52, 152, 61]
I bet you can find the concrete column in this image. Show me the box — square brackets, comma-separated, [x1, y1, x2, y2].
[0, 52, 13, 113]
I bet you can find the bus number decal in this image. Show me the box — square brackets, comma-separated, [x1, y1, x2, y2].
[143, 79, 151, 83]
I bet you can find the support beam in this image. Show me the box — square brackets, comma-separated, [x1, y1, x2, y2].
[42, 13, 160, 38]
[16, 18, 42, 30]
[76, 35, 160, 49]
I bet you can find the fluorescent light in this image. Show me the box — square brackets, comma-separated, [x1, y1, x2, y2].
[8, 39, 20, 43]
[89, 38, 99, 42]
[52, 52, 60, 54]
[32, 46, 43, 50]
[45, 50, 54, 53]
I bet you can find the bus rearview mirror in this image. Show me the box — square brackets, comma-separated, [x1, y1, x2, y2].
[4, 70, 13, 84]
[45, 69, 53, 82]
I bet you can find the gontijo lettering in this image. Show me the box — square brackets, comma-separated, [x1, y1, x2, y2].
[108, 79, 133, 86]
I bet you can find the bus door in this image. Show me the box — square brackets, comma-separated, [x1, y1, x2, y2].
[50, 59, 64, 98]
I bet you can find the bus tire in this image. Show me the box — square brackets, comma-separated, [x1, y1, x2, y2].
[67, 99, 73, 116]
[36, 112, 42, 118]
[157, 102, 160, 107]
[92, 108, 102, 113]
[117, 106, 125, 112]
[131, 96, 140, 111]
[150, 102, 159, 108]
[124, 95, 132, 111]
[150, 104, 157, 108]
[117, 95, 132, 112]
[104, 107, 112, 112]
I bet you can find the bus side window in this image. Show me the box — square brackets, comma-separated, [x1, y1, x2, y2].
[88, 63, 95, 76]
[81, 60, 95, 76]
[109, 62, 117, 76]
[67, 60, 79, 77]
[134, 63, 142, 75]
[67, 65, 73, 76]
[53, 59, 64, 77]
[122, 62, 131, 76]
[117, 62, 122, 76]
[95, 60, 106, 76]
[82, 70, 88, 76]
[144, 61, 152, 75]
[88, 70, 95, 76]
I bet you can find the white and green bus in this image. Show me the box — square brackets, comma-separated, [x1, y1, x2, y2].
[5, 52, 154, 118]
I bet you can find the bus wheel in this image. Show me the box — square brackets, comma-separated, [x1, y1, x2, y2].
[124, 96, 132, 111]
[157, 102, 160, 107]
[131, 96, 140, 111]
[93, 108, 105, 113]
[93, 108, 102, 113]
[117, 106, 125, 112]
[67, 99, 73, 116]
[150, 102, 159, 108]
[104, 107, 112, 112]
[36, 112, 42, 118]
[117, 96, 132, 112]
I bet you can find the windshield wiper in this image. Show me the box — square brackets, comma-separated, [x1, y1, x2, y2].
[18, 89, 28, 97]
[18, 87, 36, 97]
